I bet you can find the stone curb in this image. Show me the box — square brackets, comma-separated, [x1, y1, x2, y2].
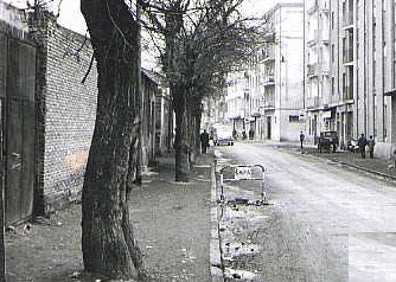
[210, 160, 224, 282]
[290, 148, 396, 183]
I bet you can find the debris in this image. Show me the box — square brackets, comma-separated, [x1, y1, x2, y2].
[71, 271, 81, 279]
[6, 226, 15, 232]
[23, 223, 32, 233]
[32, 216, 51, 225]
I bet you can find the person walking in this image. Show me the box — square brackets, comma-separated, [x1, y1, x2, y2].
[299, 131, 305, 150]
[368, 135, 375, 159]
[200, 129, 210, 154]
[357, 133, 367, 158]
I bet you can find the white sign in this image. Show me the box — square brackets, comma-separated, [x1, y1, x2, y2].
[322, 111, 332, 119]
[235, 167, 252, 180]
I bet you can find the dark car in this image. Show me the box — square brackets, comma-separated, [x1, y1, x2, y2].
[318, 131, 339, 153]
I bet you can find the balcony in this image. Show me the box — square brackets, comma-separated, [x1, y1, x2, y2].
[343, 13, 354, 29]
[307, 63, 319, 77]
[263, 76, 275, 87]
[307, 30, 319, 46]
[263, 99, 275, 110]
[343, 48, 354, 64]
[307, 0, 318, 14]
[306, 96, 320, 109]
[321, 62, 330, 75]
[321, 33, 330, 44]
[262, 48, 275, 63]
[322, 5, 330, 13]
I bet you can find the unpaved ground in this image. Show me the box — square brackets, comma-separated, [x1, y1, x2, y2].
[5, 155, 212, 282]
[216, 143, 396, 282]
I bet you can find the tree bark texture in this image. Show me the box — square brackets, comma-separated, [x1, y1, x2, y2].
[173, 86, 190, 182]
[80, 0, 143, 278]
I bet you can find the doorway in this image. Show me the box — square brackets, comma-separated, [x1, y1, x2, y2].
[266, 116, 272, 140]
[1, 34, 37, 224]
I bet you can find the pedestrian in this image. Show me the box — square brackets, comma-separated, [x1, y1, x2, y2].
[249, 128, 254, 140]
[368, 135, 375, 159]
[299, 131, 305, 150]
[357, 133, 367, 158]
[200, 129, 210, 154]
[242, 130, 247, 140]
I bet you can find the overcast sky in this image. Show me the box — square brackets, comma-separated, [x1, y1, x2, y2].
[6, 0, 294, 34]
[6, 0, 296, 68]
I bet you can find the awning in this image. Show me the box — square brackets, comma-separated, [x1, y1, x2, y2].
[385, 89, 396, 96]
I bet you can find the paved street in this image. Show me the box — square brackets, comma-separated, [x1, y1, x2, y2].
[215, 142, 396, 282]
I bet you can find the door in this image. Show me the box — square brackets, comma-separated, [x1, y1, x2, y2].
[266, 116, 272, 140]
[5, 38, 36, 224]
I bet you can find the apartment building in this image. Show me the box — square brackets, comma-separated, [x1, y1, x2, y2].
[305, 0, 333, 141]
[306, 0, 396, 157]
[224, 70, 249, 134]
[261, 3, 304, 142]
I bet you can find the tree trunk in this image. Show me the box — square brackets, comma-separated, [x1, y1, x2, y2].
[80, 0, 144, 278]
[195, 112, 202, 153]
[173, 86, 190, 182]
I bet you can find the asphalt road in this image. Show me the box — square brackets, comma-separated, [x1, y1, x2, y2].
[216, 142, 396, 282]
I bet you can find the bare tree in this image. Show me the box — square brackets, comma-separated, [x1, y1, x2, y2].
[139, 0, 263, 181]
[80, 0, 145, 278]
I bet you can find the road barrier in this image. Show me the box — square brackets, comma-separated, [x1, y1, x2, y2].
[219, 164, 267, 204]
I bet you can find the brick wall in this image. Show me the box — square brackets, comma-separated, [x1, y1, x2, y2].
[35, 17, 97, 213]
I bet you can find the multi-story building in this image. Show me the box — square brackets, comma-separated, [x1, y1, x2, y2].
[305, 0, 333, 142]
[224, 70, 249, 134]
[306, 0, 396, 157]
[260, 3, 304, 142]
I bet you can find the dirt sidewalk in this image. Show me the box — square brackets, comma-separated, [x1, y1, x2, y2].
[5, 154, 213, 282]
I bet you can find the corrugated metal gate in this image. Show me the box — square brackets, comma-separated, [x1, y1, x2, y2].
[0, 32, 36, 225]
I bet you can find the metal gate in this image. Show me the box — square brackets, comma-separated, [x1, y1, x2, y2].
[0, 33, 36, 225]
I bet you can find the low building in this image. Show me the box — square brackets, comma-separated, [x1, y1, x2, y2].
[0, 2, 169, 224]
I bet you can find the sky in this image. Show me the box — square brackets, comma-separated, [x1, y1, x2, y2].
[5, 0, 296, 68]
[6, 0, 294, 34]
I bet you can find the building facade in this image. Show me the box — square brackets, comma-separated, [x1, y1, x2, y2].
[0, 2, 170, 224]
[224, 70, 249, 135]
[305, 0, 396, 157]
[261, 3, 305, 142]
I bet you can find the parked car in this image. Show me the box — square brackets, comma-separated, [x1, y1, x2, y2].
[318, 130, 339, 153]
[213, 126, 234, 146]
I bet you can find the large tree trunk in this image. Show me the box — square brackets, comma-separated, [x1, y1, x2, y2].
[173, 86, 190, 182]
[81, 0, 144, 278]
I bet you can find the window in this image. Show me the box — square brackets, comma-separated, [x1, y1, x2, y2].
[289, 115, 300, 123]
[331, 77, 335, 96]
[331, 44, 335, 62]
[331, 12, 334, 29]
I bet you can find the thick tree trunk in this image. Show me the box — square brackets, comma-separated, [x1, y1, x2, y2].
[173, 87, 190, 182]
[81, 0, 144, 279]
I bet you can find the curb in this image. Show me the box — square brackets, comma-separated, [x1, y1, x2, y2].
[291, 148, 396, 183]
[210, 160, 224, 282]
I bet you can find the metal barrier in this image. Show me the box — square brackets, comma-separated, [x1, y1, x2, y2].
[219, 164, 267, 204]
